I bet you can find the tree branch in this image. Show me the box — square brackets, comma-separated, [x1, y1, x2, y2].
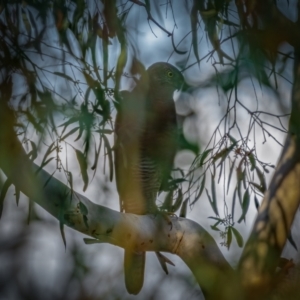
[238, 2, 300, 296]
[0, 103, 236, 299]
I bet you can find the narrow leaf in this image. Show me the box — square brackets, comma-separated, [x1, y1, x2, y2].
[74, 149, 89, 191]
[15, 187, 20, 206]
[255, 167, 267, 192]
[54, 72, 75, 83]
[60, 220, 66, 249]
[227, 159, 236, 194]
[227, 226, 232, 249]
[179, 199, 188, 218]
[211, 174, 219, 216]
[198, 148, 212, 167]
[0, 179, 12, 218]
[238, 189, 250, 223]
[102, 134, 113, 182]
[231, 227, 244, 247]
[254, 195, 260, 210]
[206, 187, 219, 216]
[171, 189, 183, 212]
[192, 174, 206, 205]
[231, 188, 237, 221]
[60, 127, 80, 141]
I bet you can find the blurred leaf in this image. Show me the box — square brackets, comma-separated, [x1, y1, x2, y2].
[84, 238, 102, 244]
[255, 167, 267, 193]
[238, 188, 250, 223]
[231, 227, 244, 247]
[191, 1, 200, 65]
[198, 148, 212, 167]
[28, 140, 38, 161]
[249, 152, 256, 171]
[15, 187, 20, 206]
[227, 226, 232, 249]
[54, 72, 75, 83]
[24, 110, 44, 133]
[102, 134, 113, 181]
[206, 185, 219, 217]
[192, 174, 206, 205]
[79, 201, 88, 215]
[60, 127, 80, 141]
[59, 116, 79, 136]
[74, 148, 89, 191]
[171, 188, 183, 212]
[91, 136, 102, 172]
[254, 195, 260, 210]
[161, 189, 173, 211]
[211, 174, 218, 215]
[249, 181, 265, 194]
[60, 220, 66, 249]
[231, 188, 237, 221]
[43, 170, 56, 188]
[227, 159, 236, 194]
[288, 233, 298, 251]
[179, 199, 188, 218]
[0, 178, 12, 218]
[67, 171, 73, 198]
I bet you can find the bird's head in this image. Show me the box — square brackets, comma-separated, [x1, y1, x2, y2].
[146, 62, 185, 92]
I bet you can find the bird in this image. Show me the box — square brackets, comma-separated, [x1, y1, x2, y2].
[114, 62, 185, 295]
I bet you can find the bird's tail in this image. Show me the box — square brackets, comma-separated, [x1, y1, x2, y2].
[124, 250, 145, 295]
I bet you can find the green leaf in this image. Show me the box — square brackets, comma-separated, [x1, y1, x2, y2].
[254, 195, 260, 210]
[60, 220, 66, 249]
[208, 216, 223, 222]
[249, 152, 256, 171]
[231, 227, 244, 247]
[255, 167, 267, 193]
[179, 199, 188, 218]
[74, 148, 89, 191]
[15, 187, 20, 206]
[206, 186, 219, 216]
[228, 134, 237, 144]
[171, 189, 183, 212]
[231, 188, 237, 221]
[102, 134, 114, 182]
[238, 188, 250, 223]
[67, 171, 73, 198]
[0, 178, 12, 218]
[79, 201, 88, 215]
[29, 141, 38, 161]
[60, 127, 80, 141]
[83, 238, 102, 244]
[227, 226, 232, 249]
[227, 159, 236, 194]
[249, 181, 265, 194]
[54, 72, 75, 83]
[198, 148, 212, 167]
[211, 174, 218, 216]
[192, 174, 206, 205]
[191, 2, 200, 65]
[43, 170, 56, 188]
[161, 189, 174, 211]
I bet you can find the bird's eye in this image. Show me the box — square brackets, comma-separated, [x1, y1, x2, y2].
[167, 71, 173, 77]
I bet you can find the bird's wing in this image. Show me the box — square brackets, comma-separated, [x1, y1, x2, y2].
[114, 90, 148, 295]
[143, 96, 178, 192]
[114, 90, 147, 214]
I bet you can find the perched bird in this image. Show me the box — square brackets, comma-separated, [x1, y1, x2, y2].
[114, 62, 185, 295]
